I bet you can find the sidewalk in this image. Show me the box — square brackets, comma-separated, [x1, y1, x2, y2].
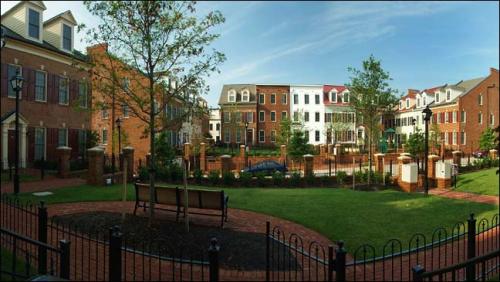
[0, 177, 86, 194]
[429, 188, 499, 205]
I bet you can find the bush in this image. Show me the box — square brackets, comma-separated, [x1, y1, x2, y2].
[373, 171, 383, 184]
[169, 163, 184, 182]
[138, 166, 149, 182]
[290, 171, 302, 187]
[336, 171, 347, 185]
[156, 165, 171, 181]
[208, 170, 219, 185]
[320, 175, 332, 187]
[69, 159, 88, 171]
[193, 169, 203, 184]
[305, 172, 316, 186]
[354, 170, 364, 183]
[255, 172, 267, 186]
[239, 172, 253, 186]
[272, 171, 285, 185]
[385, 172, 392, 185]
[222, 171, 235, 185]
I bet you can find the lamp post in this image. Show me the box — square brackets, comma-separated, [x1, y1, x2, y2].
[244, 121, 249, 148]
[116, 117, 122, 169]
[423, 105, 433, 195]
[1, 27, 6, 49]
[10, 70, 24, 195]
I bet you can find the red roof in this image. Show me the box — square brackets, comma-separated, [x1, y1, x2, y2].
[323, 85, 350, 105]
[421, 85, 443, 95]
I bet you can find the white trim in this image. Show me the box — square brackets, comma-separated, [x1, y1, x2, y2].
[58, 75, 69, 105]
[34, 69, 47, 102]
[258, 129, 265, 143]
[101, 128, 108, 145]
[26, 6, 43, 43]
[270, 111, 276, 122]
[259, 111, 265, 122]
[241, 89, 249, 102]
[270, 93, 276, 104]
[60, 22, 74, 53]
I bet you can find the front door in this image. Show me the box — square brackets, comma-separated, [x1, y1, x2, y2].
[8, 130, 16, 166]
[246, 129, 253, 145]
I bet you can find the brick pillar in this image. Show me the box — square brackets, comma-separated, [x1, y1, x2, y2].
[200, 143, 207, 172]
[374, 153, 385, 174]
[440, 140, 445, 159]
[398, 163, 418, 192]
[304, 154, 314, 177]
[452, 150, 462, 167]
[489, 149, 498, 160]
[122, 146, 134, 182]
[327, 144, 333, 156]
[427, 154, 440, 180]
[184, 143, 191, 160]
[87, 146, 104, 185]
[220, 155, 231, 175]
[320, 144, 326, 157]
[146, 153, 151, 167]
[239, 145, 247, 171]
[56, 146, 72, 178]
[397, 155, 412, 180]
[436, 161, 452, 189]
[280, 145, 287, 163]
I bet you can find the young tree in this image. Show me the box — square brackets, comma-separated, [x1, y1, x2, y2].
[346, 55, 398, 186]
[430, 123, 442, 154]
[288, 130, 314, 161]
[406, 128, 425, 159]
[276, 117, 293, 146]
[84, 1, 225, 221]
[479, 127, 496, 151]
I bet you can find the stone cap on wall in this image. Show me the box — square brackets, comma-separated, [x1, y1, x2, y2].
[220, 154, 231, 159]
[56, 146, 72, 150]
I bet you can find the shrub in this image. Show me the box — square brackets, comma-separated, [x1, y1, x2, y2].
[255, 172, 267, 186]
[290, 171, 302, 187]
[373, 171, 383, 184]
[272, 171, 285, 185]
[208, 170, 219, 185]
[239, 172, 253, 186]
[385, 172, 392, 184]
[305, 172, 316, 186]
[138, 166, 149, 182]
[169, 163, 184, 182]
[222, 171, 235, 185]
[354, 170, 364, 183]
[156, 165, 170, 181]
[336, 171, 347, 185]
[193, 169, 203, 184]
[320, 175, 332, 187]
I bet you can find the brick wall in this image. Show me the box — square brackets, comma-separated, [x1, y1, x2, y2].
[256, 85, 290, 146]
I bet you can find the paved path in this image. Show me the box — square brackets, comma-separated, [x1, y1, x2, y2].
[429, 188, 499, 205]
[0, 177, 86, 194]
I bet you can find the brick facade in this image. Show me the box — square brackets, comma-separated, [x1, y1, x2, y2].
[256, 85, 290, 146]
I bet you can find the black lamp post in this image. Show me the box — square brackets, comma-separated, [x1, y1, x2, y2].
[423, 105, 433, 195]
[116, 117, 122, 169]
[244, 121, 249, 147]
[10, 70, 24, 195]
[1, 27, 6, 49]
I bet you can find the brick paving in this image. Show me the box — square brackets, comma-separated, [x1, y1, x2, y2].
[429, 189, 499, 205]
[0, 177, 86, 194]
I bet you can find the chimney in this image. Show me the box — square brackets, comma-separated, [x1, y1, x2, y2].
[86, 43, 108, 54]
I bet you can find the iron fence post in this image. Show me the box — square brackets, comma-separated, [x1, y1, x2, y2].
[59, 240, 70, 280]
[327, 245, 334, 282]
[38, 201, 48, 274]
[209, 237, 220, 282]
[412, 265, 424, 281]
[109, 226, 123, 282]
[466, 213, 476, 281]
[359, 158, 362, 171]
[266, 221, 270, 282]
[335, 241, 346, 282]
[329, 158, 332, 177]
[390, 160, 393, 176]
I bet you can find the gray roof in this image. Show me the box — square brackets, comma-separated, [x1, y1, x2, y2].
[218, 84, 257, 105]
[430, 76, 486, 107]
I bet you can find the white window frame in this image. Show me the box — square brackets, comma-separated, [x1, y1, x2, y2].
[343, 92, 349, 103]
[446, 90, 451, 101]
[241, 89, 249, 102]
[259, 93, 265, 104]
[416, 97, 420, 108]
[34, 127, 46, 160]
[270, 111, 276, 122]
[452, 131, 457, 145]
[406, 98, 410, 108]
[478, 112, 483, 124]
[228, 90, 236, 103]
[330, 91, 337, 103]
[444, 131, 448, 145]
[101, 128, 108, 145]
[259, 130, 265, 143]
[58, 128, 68, 147]
[270, 93, 276, 104]
[490, 113, 495, 126]
[461, 111, 466, 123]
[461, 131, 466, 145]
[246, 112, 253, 123]
[281, 94, 287, 105]
[452, 111, 457, 123]
[259, 111, 265, 122]
[58, 76, 69, 105]
[26, 7, 42, 42]
[478, 94, 483, 106]
[437, 113, 441, 124]
[34, 69, 47, 102]
[61, 22, 74, 52]
[435, 93, 440, 103]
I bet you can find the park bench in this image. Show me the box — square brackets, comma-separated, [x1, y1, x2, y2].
[134, 183, 229, 227]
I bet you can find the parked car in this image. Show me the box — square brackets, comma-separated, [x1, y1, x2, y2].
[472, 150, 489, 158]
[242, 160, 287, 175]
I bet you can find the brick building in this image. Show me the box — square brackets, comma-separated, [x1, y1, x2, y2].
[323, 85, 361, 145]
[256, 84, 290, 145]
[1, 2, 90, 169]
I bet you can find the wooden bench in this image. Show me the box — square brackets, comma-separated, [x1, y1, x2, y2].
[134, 183, 229, 227]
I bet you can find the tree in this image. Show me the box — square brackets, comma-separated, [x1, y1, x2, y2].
[288, 130, 314, 161]
[479, 127, 496, 151]
[86, 130, 100, 149]
[276, 117, 293, 146]
[346, 55, 398, 186]
[429, 123, 442, 154]
[405, 128, 425, 159]
[84, 1, 225, 222]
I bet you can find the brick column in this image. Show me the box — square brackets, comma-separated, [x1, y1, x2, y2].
[397, 155, 412, 180]
[184, 143, 192, 160]
[427, 154, 440, 180]
[220, 155, 231, 175]
[398, 163, 418, 192]
[320, 144, 326, 157]
[489, 149, 498, 160]
[87, 146, 104, 185]
[335, 144, 341, 156]
[303, 154, 314, 177]
[200, 143, 207, 172]
[56, 146, 72, 178]
[327, 144, 333, 156]
[122, 146, 134, 182]
[436, 161, 452, 189]
[374, 153, 385, 174]
[239, 145, 247, 171]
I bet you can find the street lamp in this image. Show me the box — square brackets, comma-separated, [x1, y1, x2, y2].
[244, 121, 249, 147]
[1, 27, 6, 49]
[116, 117, 123, 169]
[10, 69, 24, 195]
[423, 105, 433, 195]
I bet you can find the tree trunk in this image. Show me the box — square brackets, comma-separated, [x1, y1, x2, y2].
[148, 82, 156, 224]
[183, 159, 190, 232]
[367, 126, 372, 187]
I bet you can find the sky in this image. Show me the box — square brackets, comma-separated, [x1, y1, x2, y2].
[2, 1, 499, 107]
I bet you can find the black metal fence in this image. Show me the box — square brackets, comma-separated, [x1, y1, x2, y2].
[266, 213, 499, 281]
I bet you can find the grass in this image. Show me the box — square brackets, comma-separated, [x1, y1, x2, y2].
[1, 247, 37, 281]
[1, 172, 41, 183]
[455, 168, 499, 196]
[11, 183, 498, 253]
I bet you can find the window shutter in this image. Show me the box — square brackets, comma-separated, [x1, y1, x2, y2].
[69, 79, 77, 105]
[53, 75, 60, 103]
[448, 132, 452, 144]
[68, 129, 78, 158]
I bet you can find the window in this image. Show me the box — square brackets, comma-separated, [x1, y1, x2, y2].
[28, 9, 40, 39]
[62, 24, 72, 51]
[216, 123, 220, 131]
[58, 128, 68, 147]
[293, 94, 298, 104]
[101, 129, 108, 145]
[224, 128, 230, 143]
[446, 90, 451, 101]
[281, 94, 287, 105]
[436, 113, 441, 124]
[490, 113, 495, 126]
[343, 92, 349, 103]
[259, 111, 265, 122]
[444, 131, 448, 144]
[315, 94, 320, 104]
[330, 91, 337, 103]
[461, 111, 466, 122]
[315, 112, 320, 122]
[209, 124, 213, 131]
[242, 90, 249, 102]
[228, 90, 236, 102]
[406, 99, 409, 108]
[452, 111, 457, 123]
[315, 130, 320, 142]
[34, 128, 45, 160]
[304, 94, 309, 104]
[417, 98, 420, 107]
[281, 111, 287, 120]
[270, 94, 276, 104]
[423, 97, 426, 105]
[452, 131, 457, 145]
[460, 131, 466, 145]
[259, 94, 265, 104]
[35, 71, 46, 101]
[122, 78, 130, 91]
[236, 129, 241, 143]
[445, 112, 449, 123]
[304, 131, 309, 142]
[478, 94, 483, 105]
[435, 93, 440, 103]
[79, 81, 87, 108]
[232, 112, 241, 123]
[478, 113, 482, 124]
[101, 107, 109, 119]
[7, 65, 22, 98]
[246, 112, 253, 123]
[59, 77, 69, 105]
[399, 101, 403, 109]
[270, 111, 276, 122]
[122, 103, 129, 117]
[223, 112, 230, 123]
[271, 130, 276, 142]
[259, 130, 265, 143]
[304, 112, 309, 122]
[293, 112, 299, 122]
[78, 130, 86, 156]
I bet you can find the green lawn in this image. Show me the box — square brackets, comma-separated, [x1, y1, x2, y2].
[455, 168, 499, 196]
[11, 183, 498, 253]
[1, 247, 37, 281]
[1, 172, 41, 183]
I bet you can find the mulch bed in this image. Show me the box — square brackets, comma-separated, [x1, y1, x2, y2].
[51, 211, 298, 271]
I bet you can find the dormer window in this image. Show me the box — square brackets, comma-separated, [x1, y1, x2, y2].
[343, 92, 349, 103]
[28, 8, 41, 40]
[446, 90, 451, 101]
[330, 91, 337, 103]
[406, 98, 409, 108]
[228, 90, 236, 103]
[62, 24, 72, 51]
[399, 101, 403, 109]
[435, 93, 440, 103]
[417, 97, 420, 107]
[241, 89, 249, 102]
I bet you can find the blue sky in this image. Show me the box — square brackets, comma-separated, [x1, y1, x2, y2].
[2, 1, 499, 107]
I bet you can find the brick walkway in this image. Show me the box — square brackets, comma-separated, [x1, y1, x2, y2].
[429, 189, 499, 205]
[0, 177, 86, 194]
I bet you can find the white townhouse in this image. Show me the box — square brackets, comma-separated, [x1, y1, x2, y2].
[289, 85, 326, 145]
[209, 108, 221, 143]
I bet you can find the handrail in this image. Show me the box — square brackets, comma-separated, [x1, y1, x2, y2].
[0, 227, 60, 253]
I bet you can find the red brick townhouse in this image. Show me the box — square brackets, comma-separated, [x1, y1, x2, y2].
[429, 68, 498, 153]
[1, 1, 91, 169]
[256, 84, 290, 146]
